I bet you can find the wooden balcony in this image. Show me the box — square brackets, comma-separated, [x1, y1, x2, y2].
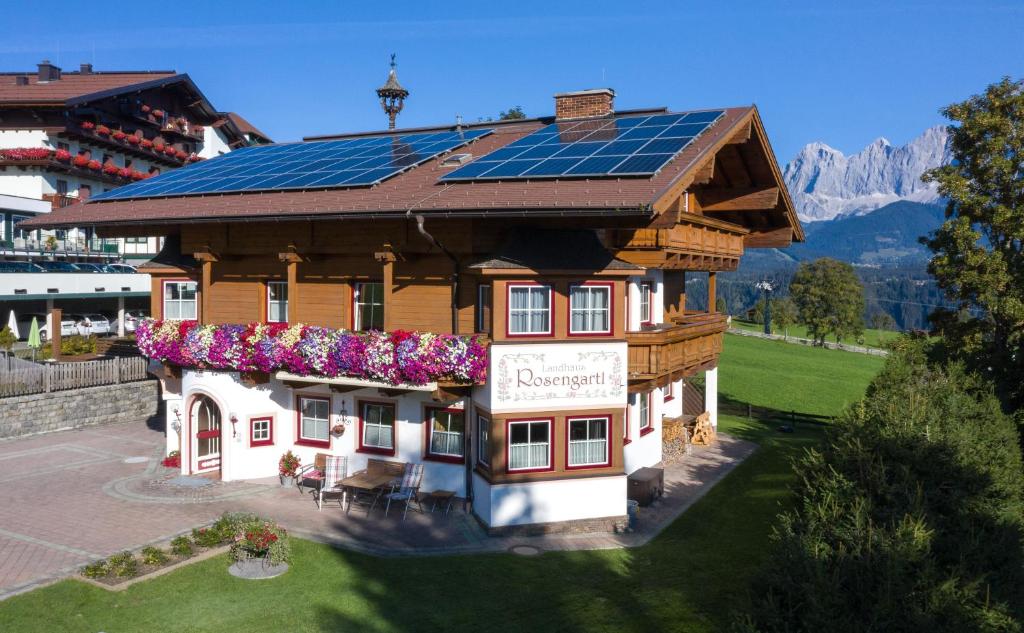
[611, 216, 747, 271]
[42, 193, 80, 210]
[626, 312, 727, 385]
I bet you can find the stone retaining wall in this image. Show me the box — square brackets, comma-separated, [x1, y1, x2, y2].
[0, 380, 158, 439]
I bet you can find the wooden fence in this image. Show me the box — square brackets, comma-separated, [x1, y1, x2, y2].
[0, 356, 150, 398]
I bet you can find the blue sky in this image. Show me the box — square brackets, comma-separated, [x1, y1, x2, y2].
[2, 1, 1021, 161]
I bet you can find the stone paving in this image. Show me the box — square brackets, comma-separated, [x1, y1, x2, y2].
[0, 420, 756, 600]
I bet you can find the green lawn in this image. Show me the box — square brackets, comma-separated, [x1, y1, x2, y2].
[0, 334, 884, 633]
[731, 318, 902, 349]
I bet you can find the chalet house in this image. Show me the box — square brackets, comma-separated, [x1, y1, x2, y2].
[0, 61, 268, 263]
[23, 86, 802, 534]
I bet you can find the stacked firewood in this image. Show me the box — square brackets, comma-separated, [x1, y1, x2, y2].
[691, 412, 716, 446]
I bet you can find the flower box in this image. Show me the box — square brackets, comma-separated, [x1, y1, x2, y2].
[87, 159, 101, 171]
[73, 155, 89, 167]
[55, 149, 71, 162]
[102, 163, 119, 175]
[136, 320, 488, 386]
[126, 135, 141, 145]
[175, 150, 188, 160]
[152, 109, 164, 118]
[113, 130, 127, 141]
[0, 147, 53, 161]
[96, 125, 111, 136]
[141, 139, 154, 149]
[118, 167, 132, 179]
[80, 121, 96, 130]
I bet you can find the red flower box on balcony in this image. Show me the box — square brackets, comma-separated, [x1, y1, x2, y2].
[80, 121, 95, 130]
[118, 167, 132, 178]
[102, 163, 118, 175]
[141, 104, 151, 113]
[96, 125, 111, 136]
[187, 153, 201, 162]
[131, 170, 145, 181]
[175, 150, 188, 160]
[0, 148, 53, 160]
[141, 139, 154, 149]
[73, 155, 89, 167]
[127, 135, 141, 145]
[55, 149, 71, 162]
[164, 146, 178, 156]
[87, 159, 101, 171]
[152, 109, 164, 118]
[113, 130, 127, 141]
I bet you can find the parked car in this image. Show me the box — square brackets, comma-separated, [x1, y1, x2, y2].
[102, 263, 138, 274]
[72, 263, 105, 273]
[34, 261, 81, 273]
[123, 310, 149, 333]
[14, 312, 77, 341]
[69, 313, 111, 336]
[0, 261, 46, 273]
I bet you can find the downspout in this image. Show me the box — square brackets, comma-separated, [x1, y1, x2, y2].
[406, 210, 472, 510]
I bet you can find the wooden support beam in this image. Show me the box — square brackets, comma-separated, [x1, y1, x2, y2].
[698, 186, 780, 212]
[382, 257, 394, 331]
[716, 145, 753, 188]
[691, 159, 715, 186]
[50, 308, 62, 361]
[744, 227, 794, 248]
[200, 260, 212, 323]
[708, 272, 717, 312]
[286, 259, 299, 323]
[726, 120, 752, 145]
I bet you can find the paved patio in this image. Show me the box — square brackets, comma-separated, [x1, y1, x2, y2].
[0, 420, 756, 600]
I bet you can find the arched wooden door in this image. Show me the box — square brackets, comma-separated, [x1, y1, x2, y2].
[190, 395, 222, 474]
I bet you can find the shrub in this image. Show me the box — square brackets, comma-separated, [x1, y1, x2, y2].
[229, 517, 290, 565]
[191, 526, 223, 548]
[140, 546, 169, 566]
[81, 560, 108, 578]
[61, 335, 96, 356]
[106, 551, 138, 578]
[0, 326, 15, 351]
[170, 535, 192, 557]
[738, 337, 1024, 632]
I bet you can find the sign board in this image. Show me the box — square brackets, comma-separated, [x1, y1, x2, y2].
[490, 343, 627, 412]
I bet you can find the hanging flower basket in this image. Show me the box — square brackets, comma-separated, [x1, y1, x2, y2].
[331, 424, 345, 437]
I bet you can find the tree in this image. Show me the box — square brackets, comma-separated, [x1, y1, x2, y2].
[871, 311, 897, 331]
[499, 106, 526, 120]
[771, 297, 798, 339]
[715, 296, 728, 315]
[0, 325, 15, 351]
[789, 258, 865, 345]
[922, 77, 1024, 409]
[736, 338, 1024, 632]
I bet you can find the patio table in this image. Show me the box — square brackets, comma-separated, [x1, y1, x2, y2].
[341, 472, 399, 512]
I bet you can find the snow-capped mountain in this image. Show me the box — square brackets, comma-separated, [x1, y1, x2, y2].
[783, 126, 952, 222]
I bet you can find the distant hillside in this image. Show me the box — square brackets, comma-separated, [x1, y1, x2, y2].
[740, 200, 945, 271]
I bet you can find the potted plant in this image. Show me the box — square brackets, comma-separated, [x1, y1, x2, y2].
[161, 450, 180, 468]
[278, 451, 300, 486]
[331, 423, 345, 436]
[228, 518, 289, 578]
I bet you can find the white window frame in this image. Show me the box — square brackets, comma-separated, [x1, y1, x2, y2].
[507, 419, 552, 472]
[567, 416, 610, 468]
[638, 281, 652, 325]
[478, 414, 491, 466]
[267, 280, 288, 323]
[298, 396, 330, 444]
[361, 401, 395, 451]
[354, 282, 384, 331]
[507, 284, 552, 336]
[569, 283, 612, 335]
[163, 281, 198, 320]
[427, 408, 465, 459]
[639, 391, 651, 432]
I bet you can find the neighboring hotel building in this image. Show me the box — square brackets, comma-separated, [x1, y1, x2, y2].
[0, 60, 269, 264]
[26, 84, 802, 534]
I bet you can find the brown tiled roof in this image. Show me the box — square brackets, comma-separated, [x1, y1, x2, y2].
[23, 106, 757, 229]
[0, 70, 177, 104]
[223, 112, 271, 143]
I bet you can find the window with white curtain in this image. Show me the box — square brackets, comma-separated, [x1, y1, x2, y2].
[354, 282, 384, 330]
[267, 281, 288, 322]
[361, 402, 395, 450]
[508, 284, 551, 335]
[570, 284, 611, 334]
[163, 281, 197, 319]
[508, 420, 551, 471]
[568, 417, 609, 467]
[427, 408, 465, 458]
[639, 392, 651, 432]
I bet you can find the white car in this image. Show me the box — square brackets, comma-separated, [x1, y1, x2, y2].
[71, 313, 111, 336]
[14, 313, 77, 342]
[123, 310, 149, 333]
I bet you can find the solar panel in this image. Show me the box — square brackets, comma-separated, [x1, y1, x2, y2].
[439, 110, 724, 182]
[90, 129, 494, 201]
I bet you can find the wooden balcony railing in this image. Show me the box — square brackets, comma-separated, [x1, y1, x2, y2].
[42, 193, 80, 210]
[626, 312, 727, 381]
[611, 216, 748, 271]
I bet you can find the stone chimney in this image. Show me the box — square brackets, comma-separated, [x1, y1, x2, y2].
[554, 88, 615, 120]
[37, 60, 61, 83]
[80, 63, 93, 74]
[15, 76, 28, 86]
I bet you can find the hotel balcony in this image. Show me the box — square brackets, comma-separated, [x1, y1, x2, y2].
[625, 312, 727, 384]
[610, 216, 747, 272]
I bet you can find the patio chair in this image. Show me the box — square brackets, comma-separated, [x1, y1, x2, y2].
[380, 463, 425, 520]
[317, 455, 348, 511]
[294, 452, 329, 495]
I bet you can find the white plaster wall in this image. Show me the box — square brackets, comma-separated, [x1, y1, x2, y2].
[705, 367, 718, 429]
[0, 129, 47, 148]
[623, 388, 664, 475]
[178, 371, 469, 493]
[662, 378, 684, 418]
[481, 475, 627, 527]
[0, 272, 148, 296]
[627, 270, 664, 330]
[199, 126, 232, 159]
[0, 173, 44, 199]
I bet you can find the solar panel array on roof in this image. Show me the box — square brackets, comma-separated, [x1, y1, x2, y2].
[439, 110, 724, 182]
[91, 129, 494, 201]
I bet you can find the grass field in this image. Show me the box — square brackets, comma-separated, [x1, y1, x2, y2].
[0, 334, 885, 633]
[731, 318, 902, 349]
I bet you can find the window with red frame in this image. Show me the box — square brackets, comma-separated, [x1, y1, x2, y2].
[507, 419, 551, 471]
[250, 416, 273, 447]
[663, 381, 676, 402]
[425, 407, 465, 462]
[567, 416, 610, 468]
[569, 283, 612, 335]
[639, 391, 653, 436]
[359, 401, 395, 454]
[297, 396, 330, 447]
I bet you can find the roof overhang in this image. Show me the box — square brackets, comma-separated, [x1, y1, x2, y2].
[274, 371, 437, 393]
[66, 73, 220, 120]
